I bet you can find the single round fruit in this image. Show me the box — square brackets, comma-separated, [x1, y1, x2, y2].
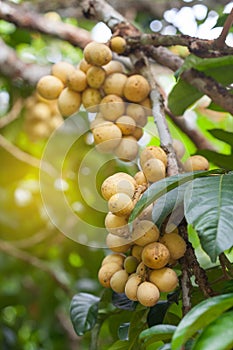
[101, 253, 126, 267]
[114, 136, 139, 162]
[132, 126, 144, 140]
[67, 69, 87, 92]
[86, 66, 106, 89]
[131, 244, 143, 262]
[134, 171, 147, 186]
[124, 256, 139, 273]
[125, 274, 142, 301]
[90, 114, 110, 130]
[57, 88, 81, 117]
[101, 172, 136, 200]
[110, 269, 129, 293]
[132, 220, 160, 246]
[173, 139, 186, 159]
[99, 94, 125, 121]
[103, 60, 124, 75]
[124, 75, 150, 102]
[136, 281, 160, 307]
[140, 146, 167, 168]
[105, 212, 129, 237]
[30, 103, 51, 121]
[108, 193, 134, 217]
[183, 155, 209, 172]
[82, 88, 102, 112]
[37, 75, 64, 100]
[126, 103, 147, 127]
[159, 233, 186, 260]
[93, 122, 122, 153]
[79, 59, 92, 73]
[51, 61, 75, 84]
[84, 41, 112, 66]
[103, 73, 127, 96]
[142, 158, 166, 183]
[140, 97, 152, 114]
[149, 267, 178, 292]
[110, 36, 127, 54]
[106, 233, 131, 253]
[116, 115, 136, 135]
[98, 262, 122, 288]
[136, 261, 147, 277]
[142, 242, 170, 269]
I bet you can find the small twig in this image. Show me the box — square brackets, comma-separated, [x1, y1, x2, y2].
[219, 253, 233, 278]
[0, 134, 59, 177]
[11, 227, 56, 249]
[180, 257, 192, 316]
[0, 98, 24, 129]
[215, 8, 233, 48]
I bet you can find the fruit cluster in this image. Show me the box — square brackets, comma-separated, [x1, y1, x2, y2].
[24, 93, 63, 141]
[36, 39, 152, 161]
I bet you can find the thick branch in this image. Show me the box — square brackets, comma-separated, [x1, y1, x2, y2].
[0, 1, 91, 48]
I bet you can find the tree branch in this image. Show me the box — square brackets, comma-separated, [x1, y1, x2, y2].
[0, 98, 24, 129]
[0, 1, 91, 48]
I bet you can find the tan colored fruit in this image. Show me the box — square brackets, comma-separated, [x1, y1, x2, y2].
[57, 88, 81, 117]
[110, 269, 129, 293]
[98, 262, 122, 288]
[134, 171, 147, 186]
[103, 60, 124, 75]
[142, 158, 166, 183]
[44, 11, 61, 21]
[138, 204, 153, 221]
[124, 75, 150, 102]
[173, 139, 186, 159]
[37, 75, 64, 100]
[106, 233, 131, 253]
[149, 267, 178, 292]
[110, 36, 127, 54]
[84, 41, 112, 66]
[160, 233, 186, 260]
[51, 61, 75, 84]
[132, 220, 160, 246]
[140, 97, 152, 115]
[114, 136, 139, 162]
[131, 244, 143, 262]
[126, 104, 147, 127]
[25, 121, 50, 140]
[86, 66, 106, 89]
[103, 73, 127, 96]
[108, 193, 134, 217]
[82, 88, 102, 112]
[132, 126, 143, 140]
[101, 175, 135, 201]
[101, 253, 125, 267]
[136, 281, 160, 307]
[79, 59, 92, 73]
[125, 274, 142, 301]
[99, 94, 125, 121]
[140, 146, 168, 168]
[90, 115, 111, 130]
[136, 261, 147, 277]
[116, 115, 136, 135]
[142, 242, 170, 269]
[105, 212, 129, 237]
[30, 103, 51, 121]
[67, 69, 87, 92]
[183, 155, 209, 172]
[124, 256, 139, 273]
[93, 123, 122, 152]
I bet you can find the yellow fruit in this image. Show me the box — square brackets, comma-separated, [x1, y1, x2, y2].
[98, 262, 122, 288]
[132, 220, 160, 246]
[134, 171, 147, 186]
[116, 115, 136, 135]
[86, 66, 106, 89]
[103, 73, 127, 96]
[126, 103, 147, 127]
[93, 123, 122, 153]
[101, 175, 135, 200]
[106, 233, 131, 253]
[140, 146, 167, 168]
[105, 212, 129, 237]
[101, 253, 125, 267]
[132, 126, 144, 140]
[142, 158, 166, 183]
[79, 59, 92, 73]
[125, 274, 142, 301]
[183, 155, 209, 172]
[30, 103, 51, 121]
[99, 94, 125, 121]
[84, 41, 112, 66]
[173, 139, 186, 159]
[114, 136, 139, 162]
[124, 75, 150, 102]
[110, 269, 129, 293]
[108, 193, 134, 217]
[149, 267, 178, 292]
[140, 97, 152, 115]
[90, 115, 111, 130]
[142, 242, 170, 269]
[110, 36, 127, 54]
[51, 61, 75, 84]
[131, 244, 143, 262]
[82, 88, 102, 112]
[103, 60, 124, 75]
[67, 69, 87, 92]
[57, 88, 81, 117]
[136, 281, 160, 307]
[160, 233, 186, 260]
[37, 75, 64, 100]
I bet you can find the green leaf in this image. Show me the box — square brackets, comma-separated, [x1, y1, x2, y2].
[129, 169, 224, 223]
[184, 174, 233, 261]
[208, 129, 233, 148]
[70, 293, 100, 336]
[108, 340, 129, 350]
[196, 150, 233, 171]
[171, 293, 233, 350]
[213, 14, 229, 28]
[118, 323, 130, 341]
[192, 311, 233, 350]
[140, 325, 176, 344]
